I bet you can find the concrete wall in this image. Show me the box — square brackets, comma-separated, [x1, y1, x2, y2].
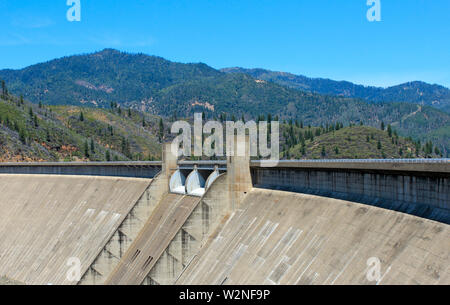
[0, 162, 161, 178]
[177, 188, 450, 285]
[79, 144, 176, 284]
[252, 167, 450, 224]
[0, 174, 152, 285]
[143, 174, 231, 285]
[79, 174, 167, 284]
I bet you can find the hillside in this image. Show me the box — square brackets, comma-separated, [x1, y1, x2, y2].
[0, 49, 220, 108]
[0, 93, 162, 162]
[222, 68, 450, 113]
[281, 124, 441, 159]
[0, 49, 448, 154]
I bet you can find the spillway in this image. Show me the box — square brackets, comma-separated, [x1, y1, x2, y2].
[106, 193, 202, 285]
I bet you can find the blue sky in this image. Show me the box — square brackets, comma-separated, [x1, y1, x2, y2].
[0, 0, 449, 88]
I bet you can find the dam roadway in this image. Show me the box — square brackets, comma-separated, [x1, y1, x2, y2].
[0, 155, 448, 285]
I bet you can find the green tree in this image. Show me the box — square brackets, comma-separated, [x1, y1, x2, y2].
[19, 129, 27, 144]
[84, 141, 89, 158]
[377, 140, 382, 150]
[387, 124, 392, 137]
[90, 138, 95, 154]
[105, 150, 111, 161]
[158, 118, 164, 142]
[434, 146, 441, 156]
[381, 121, 385, 131]
[33, 114, 39, 127]
[79, 111, 84, 122]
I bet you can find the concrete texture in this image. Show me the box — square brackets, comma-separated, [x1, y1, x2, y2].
[0, 162, 161, 178]
[79, 175, 164, 285]
[143, 173, 231, 285]
[176, 188, 450, 285]
[252, 167, 450, 224]
[0, 174, 152, 285]
[106, 193, 202, 285]
[80, 143, 177, 285]
[251, 159, 450, 174]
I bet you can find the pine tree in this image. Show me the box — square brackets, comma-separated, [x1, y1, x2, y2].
[90, 138, 95, 154]
[79, 111, 84, 122]
[158, 118, 164, 142]
[105, 150, 111, 161]
[84, 141, 89, 158]
[19, 129, 26, 144]
[387, 124, 392, 137]
[434, 146, 441, 156]
[381, 121, 385, 131]
[1, 80, 7, 99]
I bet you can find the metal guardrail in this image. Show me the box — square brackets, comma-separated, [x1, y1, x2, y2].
[0, 159, 448, 168]
[0, 161, 163, 166]
[254, 158, 450, 164]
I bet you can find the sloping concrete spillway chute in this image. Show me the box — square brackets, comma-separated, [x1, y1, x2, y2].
[105, 193, 202, 285]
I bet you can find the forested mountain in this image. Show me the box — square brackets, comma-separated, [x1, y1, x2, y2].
[222, 67, 450, 113]
[0, 49, 220, 108]
[0, 92, 162, 162]
[0, 49, 448, 154]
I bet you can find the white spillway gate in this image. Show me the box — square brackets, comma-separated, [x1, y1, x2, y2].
[186, 169, 206, 197]
[170, 166, 221, 197]
[169, 169, 187, 194]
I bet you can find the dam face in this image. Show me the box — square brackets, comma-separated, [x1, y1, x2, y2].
[0, 174, 152, 285]
[0, 152, 448, 285]
[251, 163, 450, 224]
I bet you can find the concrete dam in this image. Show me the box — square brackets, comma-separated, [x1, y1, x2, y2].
[0, 145, 449, 285]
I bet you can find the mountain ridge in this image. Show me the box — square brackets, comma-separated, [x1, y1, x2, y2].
[221, 67, 450, 113]
[0, 49, 448, 153]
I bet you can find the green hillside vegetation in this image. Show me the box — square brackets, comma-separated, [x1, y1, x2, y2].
[280, 123, 442, 159]
[223, 67, 450, 113]
[0, 93, 162, 162]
